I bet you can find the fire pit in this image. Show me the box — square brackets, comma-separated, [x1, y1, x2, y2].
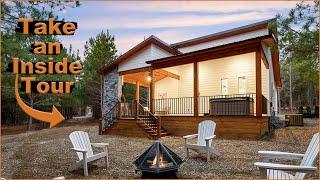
[133, 141, 183, 178]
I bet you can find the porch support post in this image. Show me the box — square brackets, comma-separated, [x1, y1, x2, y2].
[157, 116, 162, 139]
[135, 81, 140, 118]
[256, 49, 262, 117]
[194, 62, 199, 117]
[150, 69, 155, 114]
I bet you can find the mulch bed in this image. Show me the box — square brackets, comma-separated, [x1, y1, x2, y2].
[1, 118, 319, 179]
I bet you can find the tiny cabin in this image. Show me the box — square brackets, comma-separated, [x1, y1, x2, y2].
[99, 19, 281, 140]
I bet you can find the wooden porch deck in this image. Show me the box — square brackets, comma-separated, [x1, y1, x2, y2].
[105, 115, 269, 140]
[102, 94, 270, 140]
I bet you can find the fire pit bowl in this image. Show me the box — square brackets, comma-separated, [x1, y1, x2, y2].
[133, 140, 183, 177]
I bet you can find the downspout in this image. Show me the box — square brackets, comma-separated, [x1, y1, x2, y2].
[99, 74, 104, 135]
[277, 87, 281, 115]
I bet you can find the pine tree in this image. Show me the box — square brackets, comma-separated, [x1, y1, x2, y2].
[1, 1, 80, 129]
[82, 30, 117, 119]
[270, 1, 319, 110]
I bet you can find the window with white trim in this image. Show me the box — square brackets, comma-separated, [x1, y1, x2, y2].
[238, 76, 246, 94]
[221, 78, 228, 95]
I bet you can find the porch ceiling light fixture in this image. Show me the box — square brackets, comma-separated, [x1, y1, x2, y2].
[147, 72, 152, 82]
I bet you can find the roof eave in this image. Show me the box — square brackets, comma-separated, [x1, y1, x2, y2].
[146, 36, 275, 71]
[171, 18, 276, 49]
[99, 36, 181, 75]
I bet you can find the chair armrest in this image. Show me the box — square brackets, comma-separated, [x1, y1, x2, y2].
[258, 150, 304, 160]
[254, 162, 317, 173]
[205, 135, 216, 141]
[72, 148, 87, 153]
[183, 134, 198, 139]
[91, 143, 109, 148]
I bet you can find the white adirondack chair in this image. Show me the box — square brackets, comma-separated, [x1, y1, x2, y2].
[69, 131, 109, 176]
[183, 120, 220, 162]
[254, 133, 319, 179]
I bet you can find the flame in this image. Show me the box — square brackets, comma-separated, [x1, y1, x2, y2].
[151, 153, 165, 167]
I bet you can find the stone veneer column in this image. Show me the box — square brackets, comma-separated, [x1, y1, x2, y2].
[103, 67, 119, 121]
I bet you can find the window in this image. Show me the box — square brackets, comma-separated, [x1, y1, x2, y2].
[221, 78, 228, 95]
[238, 76, 246, 94]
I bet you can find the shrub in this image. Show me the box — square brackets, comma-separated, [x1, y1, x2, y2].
[298, 106, 304, 114]
[315, 106, 319, 117]
[306, 106, 311, 114]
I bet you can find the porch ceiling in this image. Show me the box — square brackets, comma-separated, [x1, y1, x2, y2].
[122, 69, 180, 87]
[123, 71, 150, 87]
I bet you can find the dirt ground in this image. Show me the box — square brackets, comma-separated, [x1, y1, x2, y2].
[1, 117, 98, 135]
[1, 118, 319, 179]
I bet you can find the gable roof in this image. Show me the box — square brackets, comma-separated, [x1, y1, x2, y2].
[171, 18, 275, 48]
[99, 35, 181, 75]
[99, 19, 278, 77]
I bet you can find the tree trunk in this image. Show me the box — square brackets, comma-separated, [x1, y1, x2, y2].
[277, 89, 281, 114]
[92, 103, 101, 119]
[27, 94, 33, 131]
[89, 77, 102, 119]
[308, 85, 312, 108]
[289, 60, 293, 112]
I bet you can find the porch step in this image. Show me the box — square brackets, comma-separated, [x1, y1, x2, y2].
[136, 117, 169, 139]
[144, 127, 160, 130]
[151, 132, 169, 137]
[119, 117, 135, 120]
[146, 130, 166, 133]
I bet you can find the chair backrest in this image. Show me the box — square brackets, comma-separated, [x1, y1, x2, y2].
[69, 131, 94, 160]
[295, 133, 319, 179]
[197, 120, 216, 147]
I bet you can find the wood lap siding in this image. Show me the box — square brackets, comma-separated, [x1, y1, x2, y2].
[154, 66, 180, 99]
[154, 63, 194, 99]
[150, 44, 172, 60]
[154, 64, 195, 115]
[154, 77, 179, 98]
[118, 45, 152, 72]
[155, 53, 257, 98]
[161, 116, 269, 140]
[198, 52, 256, 96]
[178, 29, 269, 53]
[105, 117, 270, 140]
[261, 57, 270, 101]
[198, 52, 257, 114]
[118, 44, 173, 72]
[178, 64, 194, 98]
[154, 53, 261, 115]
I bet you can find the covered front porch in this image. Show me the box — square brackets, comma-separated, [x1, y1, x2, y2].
[118, 52, 269, 118]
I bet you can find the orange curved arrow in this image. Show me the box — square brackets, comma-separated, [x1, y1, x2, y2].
[15, 75, 65, 128]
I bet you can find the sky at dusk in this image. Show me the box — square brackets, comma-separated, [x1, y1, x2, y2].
[58, 1, 302, 59]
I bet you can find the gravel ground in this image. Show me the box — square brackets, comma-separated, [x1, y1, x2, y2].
[1, 118, 319, 179]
